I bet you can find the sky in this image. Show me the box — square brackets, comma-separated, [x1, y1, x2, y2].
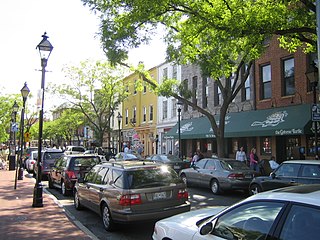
[0, 0, 166, 108]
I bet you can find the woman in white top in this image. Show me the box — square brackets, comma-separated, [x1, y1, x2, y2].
[236, 146, 247, 163]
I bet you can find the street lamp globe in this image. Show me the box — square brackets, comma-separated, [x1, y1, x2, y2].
[12, 101, 19, 114]
[20, 82, 30, 100]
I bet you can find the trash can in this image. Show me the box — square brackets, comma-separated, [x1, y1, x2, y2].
[8, 155, 16, 171]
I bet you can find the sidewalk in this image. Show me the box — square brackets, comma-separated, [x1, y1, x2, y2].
[0, 169, 93, 240]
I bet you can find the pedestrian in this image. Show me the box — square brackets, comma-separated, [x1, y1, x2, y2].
[191, 151, 199, 165]
[249, 147, 259, 172]
[235, 146, 247, 164]
[269, 156, 279, 170]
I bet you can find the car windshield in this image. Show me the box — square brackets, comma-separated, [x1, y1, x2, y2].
[71, 157, 100, 170]
[120, 153, 138, 159]
[220, 160, 249, 171]
[43, 152, 64, 160]
[158, 155, 182, 162]
[125, 166, 182, 189]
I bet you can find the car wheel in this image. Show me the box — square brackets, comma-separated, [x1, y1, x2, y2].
[180, 173, 188, 186]
[61, 181, 68, 196]
[48, 176, 54, 189]
[249, 184, 262, 195]
[101, 204, 115, 231]
[210, 179, 221, 195]
[74, 190, 83, 210]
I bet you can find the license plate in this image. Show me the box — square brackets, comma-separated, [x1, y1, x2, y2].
[174, 165, 181, 169]
[154, 192, 166, 200]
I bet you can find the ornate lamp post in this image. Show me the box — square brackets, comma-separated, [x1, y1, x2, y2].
[17, 83, 30, 181]
[177, 101, 183, 159]
[11, 101, 19, 173]
[117, 112, 122, 153]
[33, 33, 53, 207]
[306, 62, 319, 159]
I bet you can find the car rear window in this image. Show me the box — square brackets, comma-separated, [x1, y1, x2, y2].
[70, 157, 100, 170]
[220, 160, 249, 170]
[72, 147, 85, 152]
[124, 166, 182, 189]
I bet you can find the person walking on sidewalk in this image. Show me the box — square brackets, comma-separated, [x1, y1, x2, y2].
[235, 146, 247, 164]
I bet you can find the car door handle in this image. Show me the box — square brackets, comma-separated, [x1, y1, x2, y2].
[99, 188, 104, 192]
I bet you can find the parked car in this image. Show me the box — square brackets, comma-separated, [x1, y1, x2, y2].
[249, 160, 320, 195]
[145, 154, 190, 173]
[48, 154, 101, 196]
[180, 158, 256, 194]
[94, 147, 117, 160]
[23, 147, 38, 168]
[110, 152, 141, 161]
[25, 150, 38, 173]
[153, 184, 320, 240]
[33, 148, 64, 180]
[74, 161, 190, 231]
[64, 145, 86, 155]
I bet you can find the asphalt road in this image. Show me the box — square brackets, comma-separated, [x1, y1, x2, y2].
[45, 183, 248, 240]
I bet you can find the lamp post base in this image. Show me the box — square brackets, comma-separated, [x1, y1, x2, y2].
[18, 167, 24, 180]
[32, 183, 43, 207]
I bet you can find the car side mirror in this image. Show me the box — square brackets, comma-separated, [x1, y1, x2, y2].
[270, 172, 276, 179]
[199, 221, 214, 235]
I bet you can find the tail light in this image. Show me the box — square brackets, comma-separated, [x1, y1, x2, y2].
[66, 170, 77, 179]
[228, 173, 245, 180]
[178, 189, 188, 199]
[119, 194, 142, 206]
[30, 160, 36, 165]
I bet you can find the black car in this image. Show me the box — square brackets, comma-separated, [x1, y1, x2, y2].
[48, 154, 101, 196]
[145, 154, 190, 173]
[249, 160, 320, 195]
[33, 148, 64, 180]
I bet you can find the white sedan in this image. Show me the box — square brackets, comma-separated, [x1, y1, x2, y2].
[153, 184, 320, 240]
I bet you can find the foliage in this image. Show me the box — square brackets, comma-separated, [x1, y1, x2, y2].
[50, 59, 128, 146]
[81, 0, 316, 156]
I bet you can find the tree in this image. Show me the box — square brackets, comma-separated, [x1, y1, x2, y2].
[51, 60, 128, 147]
[82, 0, 316, 157]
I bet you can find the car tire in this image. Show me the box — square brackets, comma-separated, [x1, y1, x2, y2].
[61, 181, 68, 196]
[210, 179, 221, 195]
[249, 184, 262, 195]
[74, 190, 83, 210]
[101, 203, 115, 232]
[48, 176, 54, 189]
[180, 173, 188, 186]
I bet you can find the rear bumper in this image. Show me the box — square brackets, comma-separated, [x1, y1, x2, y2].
[111, 202, 191, 223]
[220, 179, 252, 191]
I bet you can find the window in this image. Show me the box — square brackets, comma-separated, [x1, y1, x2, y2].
[84, 166, 100, 183]
[261, 137, 272, 155]
[143, 82, 147, 93]
[214, 83, 222, 106]
[275, 163, 300, 177]
[280, 205, 320, 240]
[163, 100, 168, 119]
[202, 77, 208, 108]
[133, 80, 137, 94]
[162, 68, 168, 80]
[133, 106, 136, 122]
[213, 201, 284, 240]
[182, 79, 189, 112]
[172, 99, 177, 117]
[149, 105, 153, 121]
[192, 76, 198, 106]
[125, 109, 129, 125]
[261, 64, 272, 99]
[242, 65, 251, 101]
[95, 167, 109, 184]
[143, 106, 146, 122]
[172, 65, 177, 79]
[283, 58, 295, 96]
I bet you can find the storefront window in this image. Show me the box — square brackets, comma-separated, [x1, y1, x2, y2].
[307, 135, 319, 157]
[286, 137, 300, 159]
[260, 137, 272, 155]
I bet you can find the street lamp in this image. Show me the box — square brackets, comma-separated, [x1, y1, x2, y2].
[11, 101, 19, 173]
[33, 32, 53, 208]
[306, 62, 319, 159]
[117, 112, 122, 153]
[177, 101, 183, 159]
[17, 83, 30, 181]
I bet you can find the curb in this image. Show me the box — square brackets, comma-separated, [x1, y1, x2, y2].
[29, 174, 99, 240]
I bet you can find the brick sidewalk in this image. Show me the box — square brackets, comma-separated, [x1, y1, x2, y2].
[0, 169, 93, 240]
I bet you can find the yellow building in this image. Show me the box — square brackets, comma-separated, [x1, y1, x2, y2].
[121, 67, 158, 157]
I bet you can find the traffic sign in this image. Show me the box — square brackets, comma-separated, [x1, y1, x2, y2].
[24, 132, 31, 142]
[311, 104, 320, 121]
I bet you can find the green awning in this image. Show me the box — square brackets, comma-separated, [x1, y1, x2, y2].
[165, 104, 312, 139]
[164, 117, 214, 139]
